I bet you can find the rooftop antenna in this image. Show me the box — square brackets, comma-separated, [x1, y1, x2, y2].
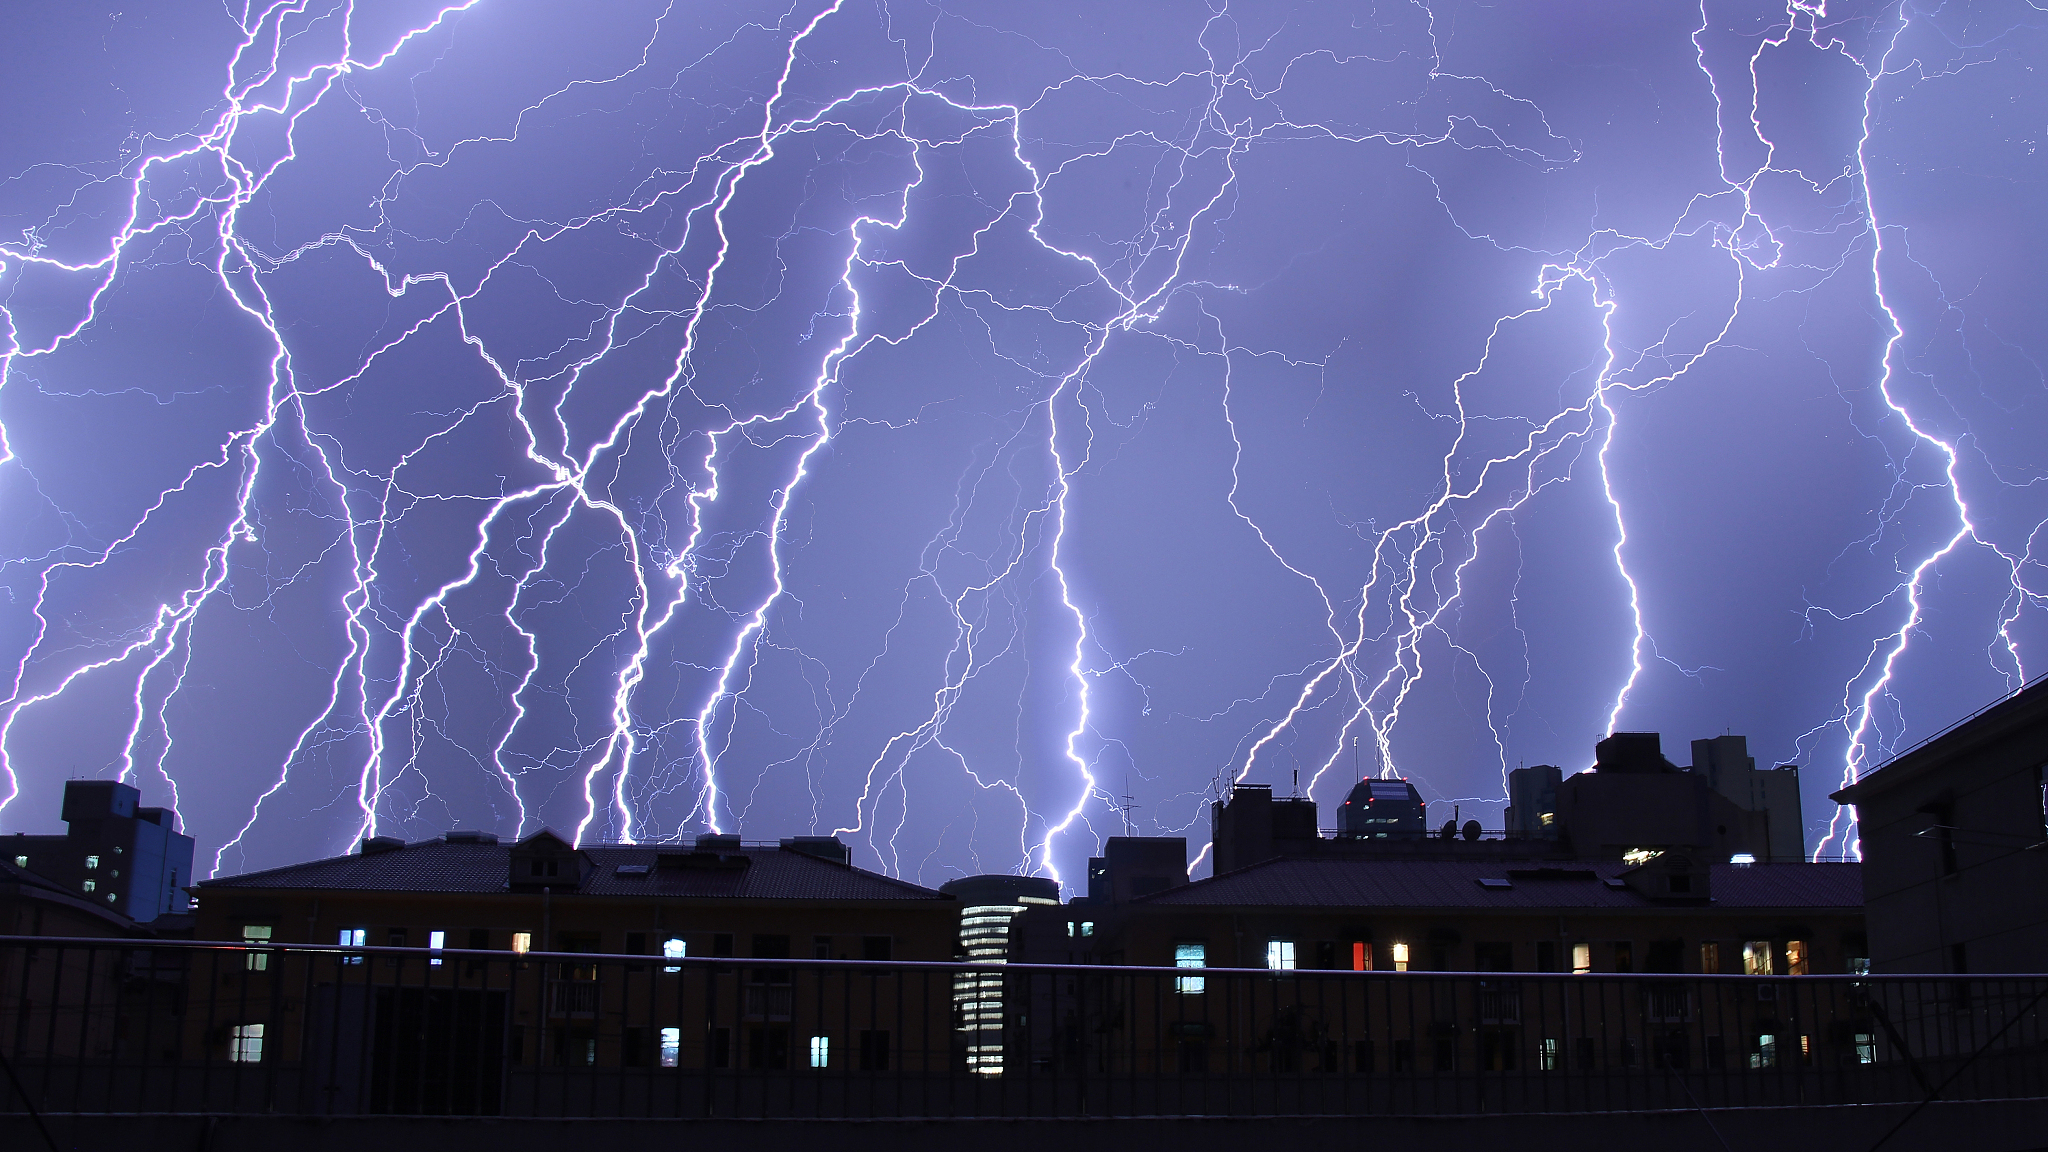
[1353, 735, 1360, 780]
[1119, 773, 1139, 835]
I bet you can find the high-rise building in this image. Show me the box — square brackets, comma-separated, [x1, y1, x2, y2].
[936, 875, 1060, 1075]
[6, 780, 194, 923]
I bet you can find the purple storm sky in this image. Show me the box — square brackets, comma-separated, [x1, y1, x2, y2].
[2, 1, 2044, 888]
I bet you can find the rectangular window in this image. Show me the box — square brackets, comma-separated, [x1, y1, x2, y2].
[861, 936, 892, 962]
[512, 932, 532, 954]
[1266, 940, 1296, 971]
[813, 935, 833, 960]
[1847, 955, 1870, 975]
[1853, 1032, 1875, 1064]
[662, 936, 687, 973]
[1750, 1033, 1777, 1069]
[1743, 941, 1774, 976]
[1535, 941, 1557, 973]
[1785, 939, 1808, 976]
[429, 929, 445, 966]
[1571, 943, 1591, 974]
[82, 879, 96, 893]
[660, 1027, 681, 1068]
[229, 1024, 264, 1063]
[1079, 921, 1094, 937]
[1175, 942, 1206, 994]
[1352, 941, 1372, 971]
[1392, 942, 1411, 972]
[84, 855, 99, 870]
[809, 1035, 830, 1068]
[858, 1030, 890, 1071]
[1612, 941, 1633, 973]
[1700, 941, 1721, 974]
[1314, 941, 1338, 969]
[338, 927, 366, 965]
[243, 925, 272, 971]
[1539, 1037, 1559, 1071]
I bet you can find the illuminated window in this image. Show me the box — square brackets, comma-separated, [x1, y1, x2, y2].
[1785, 940, 1807, 976]
[1749, 1033, 1777, 1069]
[1730, 853, 1756, 866]
[429, 929, 446, 966]
[243, 925, 272, 971]
[1847, 955, 1870, 975]
[103, 892, 114, 904]
[1571, 943, 1591, 974]
[229, 1024, 264, 1063]
[1854, 1033, 1875, 1064]
[1743, 941, 1774, 976]
[1175, 942, 1206, 994]
[663, 937, 687, 973]
[512, 932, 532, 954]
[84, 855, 99, 870]
[81, 880, 95, 893]
[660, 1027, 680, 1068]
[1392, 942, 1411, 972]
[1266, 940, 1296, 970]
[1539, 1037, 1558, 1071]
[1352, 941, 1372, 971]
[1700, 941, 1721, 974]
[809, 1035, 830, 1068]
[338, 928, 366, 965]
[1621, 848, 1661, 866]
[12, 855, 24, 868]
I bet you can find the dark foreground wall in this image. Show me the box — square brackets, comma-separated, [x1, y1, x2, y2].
[8, 1099, 2048, 1152]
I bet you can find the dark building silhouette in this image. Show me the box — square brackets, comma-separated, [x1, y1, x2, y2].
[1336, 778, 1428, 839]
[1693, 734, 1805, 862]
[1503, 764, 1562, 840]
[1086, 837, 1188, 903]
[7, 779, 195, 923]
[1552, 733, 1769, 862]
[195, 829, 959, 1075]
[1833, 678, 2048, 974]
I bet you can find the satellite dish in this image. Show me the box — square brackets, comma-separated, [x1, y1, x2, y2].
[1440, 820, 1457, 840]
[1462, 820, 1481, 842]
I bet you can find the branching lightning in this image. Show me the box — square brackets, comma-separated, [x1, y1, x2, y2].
[3, 0, 2043, 885]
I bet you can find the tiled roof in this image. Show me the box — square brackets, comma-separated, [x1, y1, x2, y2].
[199, 838, 950, 902]
[1140, 858, 1860, 910]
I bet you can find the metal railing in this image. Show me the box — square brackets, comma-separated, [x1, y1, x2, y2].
[0, 936, 2043, 1118]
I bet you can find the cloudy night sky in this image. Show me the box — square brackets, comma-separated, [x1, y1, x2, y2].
[2, 0, 2044, 888]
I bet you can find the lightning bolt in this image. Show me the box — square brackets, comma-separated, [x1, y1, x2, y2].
[4, 0, 2042, 890]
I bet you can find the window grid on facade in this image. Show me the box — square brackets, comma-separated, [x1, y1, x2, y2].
[955, 903, 1026, 1076]
[1175, 942, 1206, 994]
[243, 925, 272, 971]
[338, 927, 366, 964]
[809, 1035, 830, 1068]
[229, 1024, 264, 1063]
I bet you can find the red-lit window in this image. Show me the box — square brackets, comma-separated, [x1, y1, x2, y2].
[1352, 941, 1372, 971]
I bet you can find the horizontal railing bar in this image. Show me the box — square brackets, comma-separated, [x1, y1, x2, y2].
[0, 936, 2030, 983]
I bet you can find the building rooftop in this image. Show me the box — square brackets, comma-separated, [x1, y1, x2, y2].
[1139, 856, 1860, 911]
[197, 836, 953, 902]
